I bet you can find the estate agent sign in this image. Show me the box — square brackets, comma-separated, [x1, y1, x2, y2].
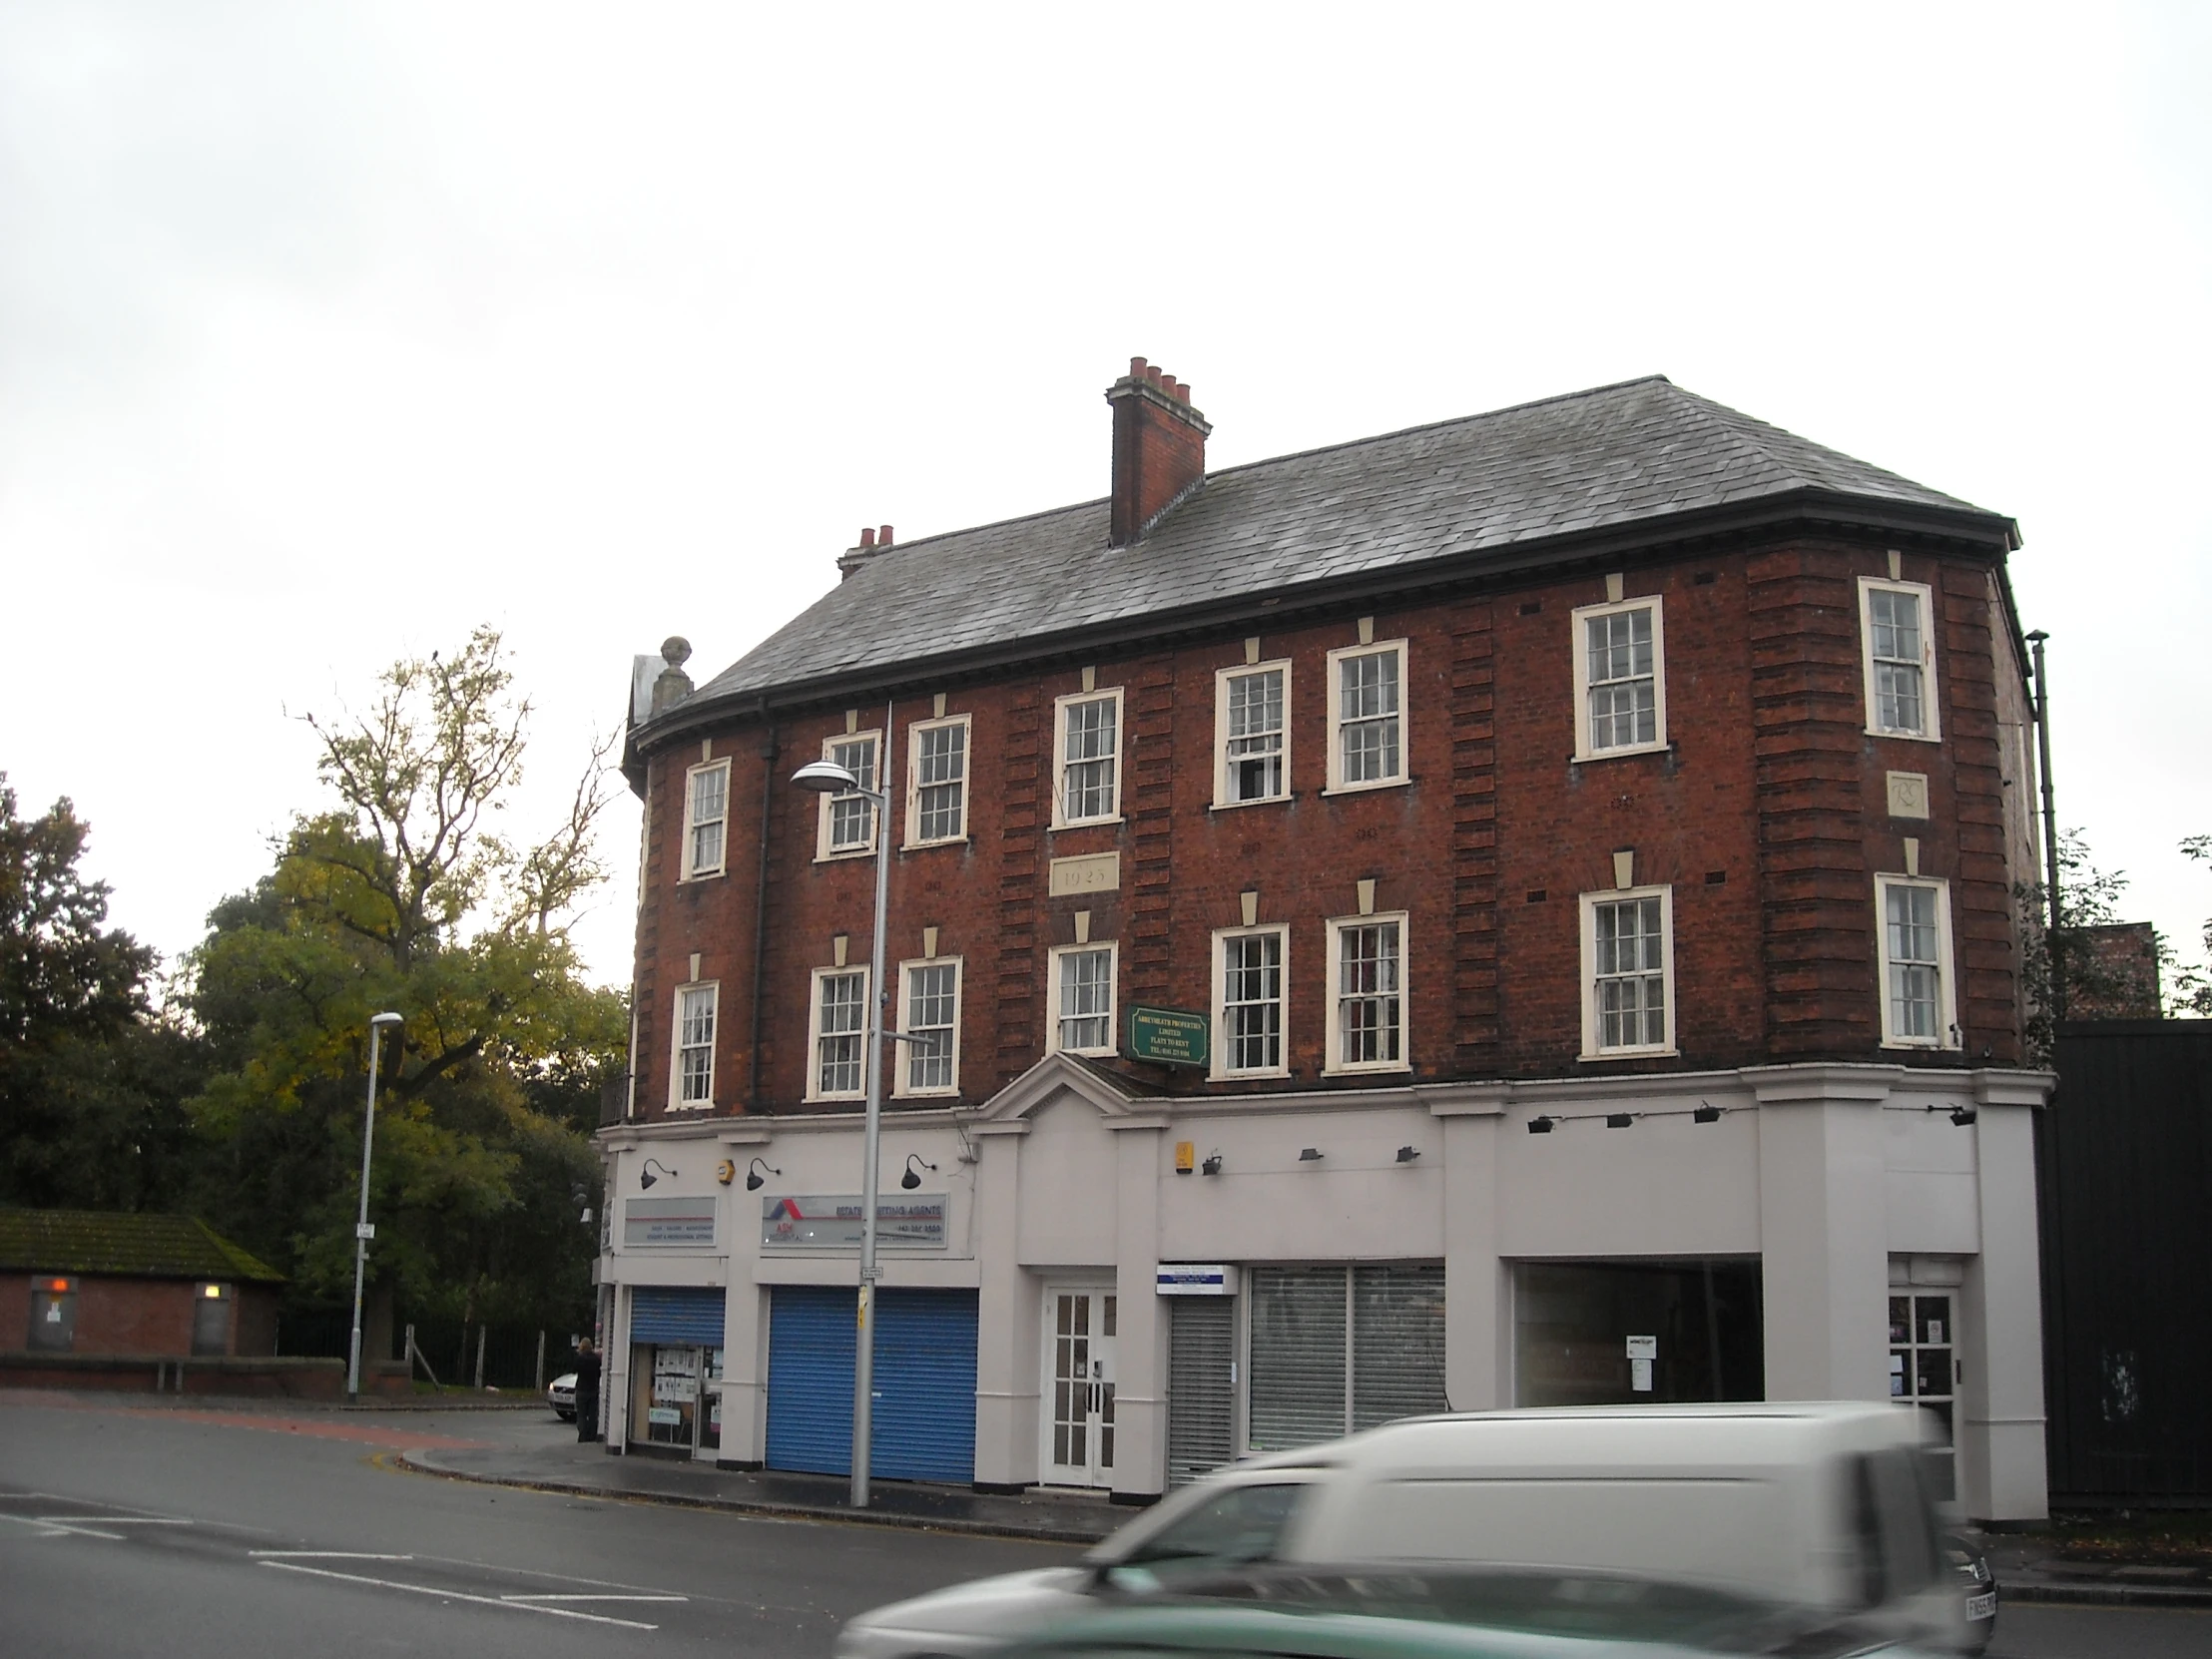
[1124, 1004, 1209, 1068]
[761, 1195, 949, 1251]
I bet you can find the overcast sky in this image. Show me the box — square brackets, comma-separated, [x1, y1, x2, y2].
[4, 3, 2208, 998]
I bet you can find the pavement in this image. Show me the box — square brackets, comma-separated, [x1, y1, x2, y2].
[1967, 1526, 2212, 1609]
[400, 1436, 1124, 1544]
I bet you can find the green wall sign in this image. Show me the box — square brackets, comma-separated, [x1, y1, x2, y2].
[1125, 1005, 1209, 1068]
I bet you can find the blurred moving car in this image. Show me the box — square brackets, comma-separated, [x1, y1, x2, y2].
[836, 1403, 1966, 1659]
[1000, 1573, 1963, 1659]
[1946, 1536, 1996, 1655]
[548, 1372, 577, 1421]
[1001, 1596, 1810, 1659]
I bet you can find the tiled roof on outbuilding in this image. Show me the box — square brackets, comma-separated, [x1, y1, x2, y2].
[0, 1209, 284, 1283]
[689, 374, 2012, 711]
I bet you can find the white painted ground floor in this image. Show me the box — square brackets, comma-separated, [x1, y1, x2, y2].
[593, 1055, 2053, 1521]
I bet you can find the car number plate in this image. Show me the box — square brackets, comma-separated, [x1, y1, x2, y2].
[1966, 1590, 1997, 1620]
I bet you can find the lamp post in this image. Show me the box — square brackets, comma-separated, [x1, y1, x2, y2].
[347, 1010, 404, 1403]
[792, 726, 893, 1507]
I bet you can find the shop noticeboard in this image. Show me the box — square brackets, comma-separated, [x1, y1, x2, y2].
[624, 1196, 718, 1248]
[1124, 1005, 1209, 1068]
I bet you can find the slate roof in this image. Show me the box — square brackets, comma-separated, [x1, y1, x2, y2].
[688, 374, 2012, 714]
[0, 1209, 284, 1283]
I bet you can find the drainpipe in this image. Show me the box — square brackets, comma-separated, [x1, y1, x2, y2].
[750, 707, 779, 1104]
[2026, 631, 2063, 1023]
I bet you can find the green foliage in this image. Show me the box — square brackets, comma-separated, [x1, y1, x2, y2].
[178, 627, 627, 1328]
[0, 779, 173, 1208]
[2015, 828, 2178, 1064]
[2176, 835, 2212, 1016]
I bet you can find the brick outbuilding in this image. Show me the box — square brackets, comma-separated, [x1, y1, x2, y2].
[1, 1209, 283, 1365]
[595, 365, 2053, 1522]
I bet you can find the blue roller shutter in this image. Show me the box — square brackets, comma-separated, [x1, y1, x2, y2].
[765, 1286, 853, 1475]
[874, 1289, 978, 1482]
[631, 1287, 726, 1346]
[766, 1286, 977, 1482]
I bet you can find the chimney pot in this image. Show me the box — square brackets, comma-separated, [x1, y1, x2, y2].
[1129, 356, 1148, 379]
[859, 527, 875, 549]
[1144, 364, 1163, 385]
[878, 524, 893, 546]
[1160, 374, 1178, 394]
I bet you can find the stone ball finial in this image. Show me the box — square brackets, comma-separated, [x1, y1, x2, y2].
[661, 636, 692, 668]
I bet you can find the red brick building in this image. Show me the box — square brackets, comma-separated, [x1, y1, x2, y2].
[1, 1209, 282, 1366]
[597, 365, 2053, 1521]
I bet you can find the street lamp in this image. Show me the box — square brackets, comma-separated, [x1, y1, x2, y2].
[792, 741, 892, 1508]
[347, 1010, 404, 1403]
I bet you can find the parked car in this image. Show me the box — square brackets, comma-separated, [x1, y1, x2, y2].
[836, 1403, 1963, 1659]
[549, 1372, 577, 1421]
[1946, 1535, 1996, 1655]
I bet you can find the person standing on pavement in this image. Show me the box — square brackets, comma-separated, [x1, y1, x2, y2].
[573, 1338, 602, 1442]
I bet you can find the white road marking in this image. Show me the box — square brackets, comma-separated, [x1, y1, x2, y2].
[0, 1515, 124, 1540]
[36, 1516, 193, 1525]
[500, 1593, 688, 1603]
[250, 1550, 414, 1560]
[256, 1561, 660, 1629]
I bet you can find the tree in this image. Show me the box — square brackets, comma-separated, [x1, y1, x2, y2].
[0, 778, 171, 1207]
[2015, 828, 2175, 1063]
[2177, 834, 2212, 1016]
[185, 630, 626, 1330]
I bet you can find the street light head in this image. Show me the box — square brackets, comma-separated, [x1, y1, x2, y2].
[791, 759, 860, 795]
[370, 1011, 404, 1028]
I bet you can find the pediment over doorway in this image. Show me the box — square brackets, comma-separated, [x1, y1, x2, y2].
[970, 1051, 1172, 1131]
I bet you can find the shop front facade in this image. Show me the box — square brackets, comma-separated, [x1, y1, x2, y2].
[597, 1051, 2047, 1520]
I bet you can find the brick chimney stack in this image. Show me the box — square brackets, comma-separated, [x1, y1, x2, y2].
[1106, 356, 1211, 547]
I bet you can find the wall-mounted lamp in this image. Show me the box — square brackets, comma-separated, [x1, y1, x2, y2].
[901, 1153, 937, 1191]
[1694, 1102, 1722, 1124]
[746, 1157, 782, 1192]
[1528, 1115, 1555, 1135]
[1298, 1147, 1324, 1162]
[640, 1157, 676, 1190]
[1201, 1152, 1223, 1176]
[1395, 1145, 1421, 1163]
[1605, 1113, 1634, 1129]
[1948, 1105, 1977, 1127]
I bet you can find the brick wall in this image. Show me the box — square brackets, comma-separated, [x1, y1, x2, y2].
[629, 533, 2026, 1118]
[1, 1274, 278, 1358]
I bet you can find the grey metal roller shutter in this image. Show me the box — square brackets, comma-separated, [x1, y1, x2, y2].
[1248, 1267, 1347, 1453]
[1353, 1265, 1448, 1428]
[1167, 1296, 1235, 1487]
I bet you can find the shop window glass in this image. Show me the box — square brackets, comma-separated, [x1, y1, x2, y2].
[1514, 1260, 1764, 1406]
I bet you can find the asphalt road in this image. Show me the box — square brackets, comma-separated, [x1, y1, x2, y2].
[0, 1390, 2204, 1659]
[0, 1391, 1069, 1657]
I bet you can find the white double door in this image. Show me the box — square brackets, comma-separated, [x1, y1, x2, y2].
[1041, 1287, 1118, 1487]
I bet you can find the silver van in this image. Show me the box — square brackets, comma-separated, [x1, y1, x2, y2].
[836, 1403, 1967, 1658]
